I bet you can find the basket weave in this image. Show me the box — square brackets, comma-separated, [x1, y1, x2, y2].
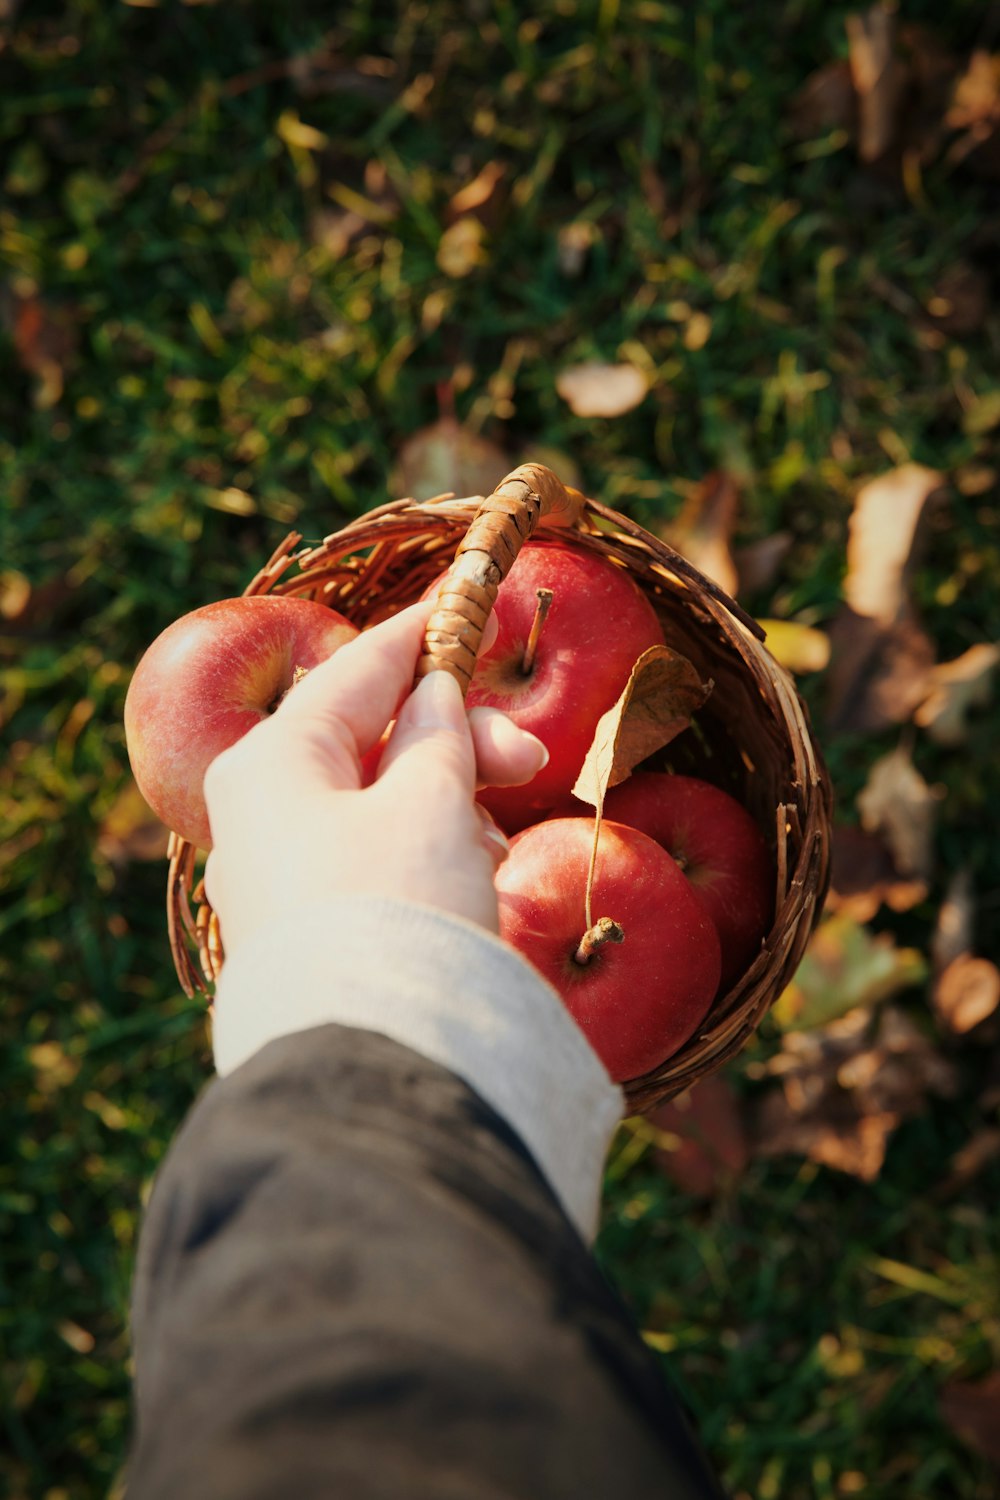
[166, 463, 832, 1113]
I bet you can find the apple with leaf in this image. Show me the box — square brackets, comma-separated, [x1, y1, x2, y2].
[495, 643, 745, 1082]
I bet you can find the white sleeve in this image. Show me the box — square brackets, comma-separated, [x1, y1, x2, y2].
[210, 896, 625, 1242]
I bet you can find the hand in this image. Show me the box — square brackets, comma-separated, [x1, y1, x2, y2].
[203, 598, 548, 956]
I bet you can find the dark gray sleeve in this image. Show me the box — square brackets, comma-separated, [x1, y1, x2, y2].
[126, 1024, 726, 1500]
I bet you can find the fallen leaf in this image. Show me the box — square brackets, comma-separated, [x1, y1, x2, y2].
[940, 1370, 1000, 1469]
[756, 1003, 958, 1181]
[449, 160, 506, 224]
[789, 60, 856, 139]
[662, 471, 739, 597]
[946, 51, 1000, 135]
[759, 620, 831, 674]
[773, 913, 927, 1032]
[97, 781, 170, 866]
[648, 1073, 749, 1197]
[555, 362, 649, 419]
[556, 221, 596, 277]
[573, 646, 712, 810]
[933, 956, 1000, 1035]
[846, 3, 907, 162]
[826, 465, 944, 734]
[964, 390, 1000, 438]
[936, 1129, 1000, 1198]
[826, 608, 936, 734]
[915, 643, 1000, 745]
[826, 825, 927, 923]
[391, 418, 509, 502]
[945, 51, 1000, 179]
[856, 746, 941, 881]
[843, 465, 944, 624]
[437, 217, 487, 278]
[734, 532, 793, 597]
[8, 293, 79, 408]
[932, 867, 975, 973]
[0, 570, 77, 635]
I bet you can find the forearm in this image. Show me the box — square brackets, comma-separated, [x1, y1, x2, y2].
[127, 1023, 724, 1500]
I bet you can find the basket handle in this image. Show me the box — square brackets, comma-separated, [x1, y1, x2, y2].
[415, 463, 585, 693]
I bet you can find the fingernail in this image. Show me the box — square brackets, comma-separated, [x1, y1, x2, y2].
[411, 670, 466, 732]
[482, 822, 511, 860]
[523, 732, 550, 771]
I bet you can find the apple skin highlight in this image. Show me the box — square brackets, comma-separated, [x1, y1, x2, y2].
[124, 595, 357, 850]
[496, 818, 721, 1083]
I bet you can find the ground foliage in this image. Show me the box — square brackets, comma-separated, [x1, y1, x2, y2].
[2, 1, 1000, 1496]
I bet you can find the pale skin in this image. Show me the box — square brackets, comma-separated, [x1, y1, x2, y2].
[203, 598, 548, 956]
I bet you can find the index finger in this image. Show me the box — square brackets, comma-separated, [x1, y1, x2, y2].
[275, 598, 437, 758]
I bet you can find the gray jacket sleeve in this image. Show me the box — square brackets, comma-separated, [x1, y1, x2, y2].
[126, 1023, 726, 1500]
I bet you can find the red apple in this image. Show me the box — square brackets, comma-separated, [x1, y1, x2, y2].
[425, 541, 664, 831]
[124, 595, 357, 849]
[496, 818, 721, 1082]
[602, 772, 774, 987]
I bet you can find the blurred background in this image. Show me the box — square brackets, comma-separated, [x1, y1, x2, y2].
[2, 2, 999, 1496]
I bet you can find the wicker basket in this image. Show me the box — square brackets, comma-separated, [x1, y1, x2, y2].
[166, 463, 832, 1113]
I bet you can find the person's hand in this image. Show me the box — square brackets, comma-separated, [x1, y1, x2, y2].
[203, 598, 548, 956]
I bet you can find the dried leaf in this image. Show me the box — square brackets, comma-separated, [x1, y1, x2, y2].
[391, 418, 509, 503]
[0, 570, 77, 635]
[932, 867, 974, 972]
[436, 217, 487, 278]
[826, 825, 927, 923]
[936, 1129, 1000, 1198]
[856, 746, 941, 881]
[946, 51, 1000, 134]
[963, 389, 1000, 438]
[556, 221, 596, 277]
[648, 1074, 749, 1198]
[846, 3, 907, 162]
[789, 60, 856, 139]
[449, 160, 506, 220]
[773, 913, 927, 1032]
[8, 293, 78, 408]
[555, 362, 649, 419]
[757, 1003, 958, 1181]
[759, 619, 831, 674]
[944, 51, 1000, 179]
[757, 1094, 897, 1182]
[940, 1370, 1000, 1469]
[734, 532, 793, 597]
[843, 465, 944, 625]
[915, 643, 1000, 745]
[663, 471, 739, 598]
[572, 646, 712, 809]
[826, 465, 944, 734]
[933, 956, 1000, 1035]
[826, 607, 936, 734]
[97, 781, 170, 866]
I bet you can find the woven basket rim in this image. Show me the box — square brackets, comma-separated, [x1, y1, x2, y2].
[165, 488, 833, 1112]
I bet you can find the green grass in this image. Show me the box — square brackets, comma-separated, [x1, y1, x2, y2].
[3, 2, 1000, 1495]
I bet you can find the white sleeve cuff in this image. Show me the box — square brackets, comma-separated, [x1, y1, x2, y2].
[210, 897, 624, 1242]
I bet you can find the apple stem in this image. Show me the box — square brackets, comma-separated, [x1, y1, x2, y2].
[273, 664, 310, 713]
[521, 588, 553, 675]
[574, 917, 625, 965]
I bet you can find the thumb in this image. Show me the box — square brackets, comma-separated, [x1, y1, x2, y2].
[375, 669, 477, 795]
